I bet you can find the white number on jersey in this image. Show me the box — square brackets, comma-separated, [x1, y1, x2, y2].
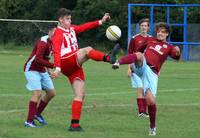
[61, 31, 78, 56]
[150, 45, 164, 55]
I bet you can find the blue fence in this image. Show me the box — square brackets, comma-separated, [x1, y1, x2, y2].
[128, 4, 200, 61]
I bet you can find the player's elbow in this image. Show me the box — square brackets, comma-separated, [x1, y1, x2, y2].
[35, 56, 43, 65]
[171, 47, 181, 60]
[174, 55, 181, 60]
[135, 52, 143, 62]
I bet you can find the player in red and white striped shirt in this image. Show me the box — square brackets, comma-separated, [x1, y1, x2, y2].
[51, 8, 118, 131]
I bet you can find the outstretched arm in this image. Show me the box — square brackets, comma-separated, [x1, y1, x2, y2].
[74, 13, 110, 34]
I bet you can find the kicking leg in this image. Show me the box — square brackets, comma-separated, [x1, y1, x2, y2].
[112, 52, 143, 69]
[77, 44, 120, 64]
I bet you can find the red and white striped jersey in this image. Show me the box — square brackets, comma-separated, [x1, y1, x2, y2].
[52, 20, 102, 69]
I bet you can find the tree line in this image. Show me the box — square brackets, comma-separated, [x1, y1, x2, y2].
[0, 0, 199, 49]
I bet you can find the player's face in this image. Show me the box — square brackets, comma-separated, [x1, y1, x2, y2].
[59, 15, 72, 29]
[156, 28, 168, 41]
[140, 22, 149, 34]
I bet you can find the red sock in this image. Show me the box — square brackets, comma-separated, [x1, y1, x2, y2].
[27, 101, 37, 122]
[119, 53, 137, 65]
[148, 104, 157, 128]
[36, 100, 48, 116]
[87, 49, 107, 61]
[71, 100, 82, 127]
[137, 98, 146, 113]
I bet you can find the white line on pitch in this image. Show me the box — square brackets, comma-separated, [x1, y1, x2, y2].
[0, 88, 200, 97]
[0, 103, 200, 114]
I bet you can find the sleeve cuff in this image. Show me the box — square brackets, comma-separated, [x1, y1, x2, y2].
[55, 67, 61, 72]
[98, 20, 102, 25]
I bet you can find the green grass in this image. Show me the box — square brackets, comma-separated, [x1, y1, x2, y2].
[0, 48, 200, 138]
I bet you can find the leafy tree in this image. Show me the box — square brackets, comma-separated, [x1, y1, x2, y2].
[0, 0, 199, 49]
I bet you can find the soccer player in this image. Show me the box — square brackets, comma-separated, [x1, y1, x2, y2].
[24, 26, 56, 128]
[127, 18, 151, 117]
[51, 8, 119, 131]
[112, 22, 181, 136]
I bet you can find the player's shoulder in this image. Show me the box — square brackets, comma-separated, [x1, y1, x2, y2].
[53, 27, 66, 38]
[147, 34, 153, 38]
[35, 35, 48, 48]
[70, 24, 76, 29]
[147, 36, 156, 42]
[55, 26, 67, 33]
[165, 42, 175, 48]
[40, 35, 49, 43]
[132, 33, 141, 39]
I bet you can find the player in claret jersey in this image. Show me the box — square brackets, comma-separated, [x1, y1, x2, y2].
[51, 8, 119, 131]
[112, 22, 181, 136]
[24, 26, 56, 128]
[127, 18, 152, 118]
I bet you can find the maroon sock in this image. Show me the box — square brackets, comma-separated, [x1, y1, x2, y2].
[148, 104, 157, 128]
[119, 53, 137, 65]
[27, 101, 37, 122]
[143, 98, 147, 113]
[36, 100, 48, 116]
[137, 98, 146, 113]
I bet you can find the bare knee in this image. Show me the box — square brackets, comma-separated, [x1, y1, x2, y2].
[135, 52, 143, 62]
[146, 90, 156, 105]
[74, 92, 85, 101]
[85, 46, 93, 54]
[46, 89, 56, 98]
[137, 88, 144, 98]
[31, 91, 42, 102]
[147, 98, 156, 105]
[33, 91, 42, 98]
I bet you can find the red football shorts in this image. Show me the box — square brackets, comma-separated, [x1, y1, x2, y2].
[61, 54, 85, 84]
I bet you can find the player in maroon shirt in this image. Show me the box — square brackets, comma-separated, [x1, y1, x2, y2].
[24, 26, 56, 127]
[113, 22, 180, 136]
[128, 18, 152, 118]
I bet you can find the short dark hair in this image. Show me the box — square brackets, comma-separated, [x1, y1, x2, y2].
[56, 8, 71, 20]
[47, 24, 56, 31]
[155, 22, 171, 35]
[139, 18, 150, 26]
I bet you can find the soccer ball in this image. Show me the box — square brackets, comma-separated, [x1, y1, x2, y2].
[106, 25, 121, 41]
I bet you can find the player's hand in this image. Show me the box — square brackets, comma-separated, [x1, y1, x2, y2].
[112, 60, 119, 70]
[48, 70, 53, 76]
[101, 13, 110, 23]
[172, 46, 181, 60]
[174, 46, 180, 54]
[51, 69, 60, 79]
[127, 68, 132, 77]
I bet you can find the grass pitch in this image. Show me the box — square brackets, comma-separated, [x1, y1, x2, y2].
[0, 49, 200, 138]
